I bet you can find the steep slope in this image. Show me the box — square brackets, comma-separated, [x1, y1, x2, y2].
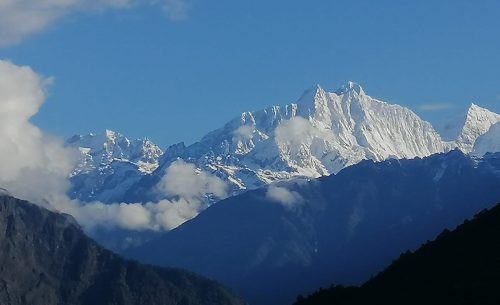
[472, 122, 500, 157]
[124, 82, 446, 203]
[67, 130, 162, 203]
[0, 194, 245, 305]
[294, 203, 500, 305]
[127, 151, 500, 305]
[438, 103, 500, 152]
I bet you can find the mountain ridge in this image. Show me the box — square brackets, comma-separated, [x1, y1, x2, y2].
[122, 82, 455, 203]
[294, 203, 500, 305]
[126, 150, 500, 305]
[67, 83, 500, 209]
[67, 130, 163, 203]
[0, 193, 246, 305]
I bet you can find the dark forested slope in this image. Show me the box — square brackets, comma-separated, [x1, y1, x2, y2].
[295, 203, 500, 305]
[128, 151, 500, 305]
[0, 194, 246, 305]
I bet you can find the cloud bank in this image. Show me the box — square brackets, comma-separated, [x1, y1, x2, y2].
[155, 159, 228, 201]
[0, 60, 77, 203]
[0, 0, 191, 47]
[0, 59, 225, 232]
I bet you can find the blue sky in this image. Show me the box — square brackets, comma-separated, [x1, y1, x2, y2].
[1, 0, 499, 147]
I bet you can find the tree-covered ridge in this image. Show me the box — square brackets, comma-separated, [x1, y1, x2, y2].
[0, 194, 246, 305]
[294, 203, 500, 305]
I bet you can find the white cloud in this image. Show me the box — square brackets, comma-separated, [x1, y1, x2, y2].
[233, 125, 254, 139]
[0, 0, 190, 47]
[417, 103, 454, 112]
[50, 158, 229, 232]
[155, 159, 228, 201]
[0, 59, 224, 233]
[275, 116, 319, 146]
[52, 159, 228, 232]
[348, 207, 363, 235]
[266, 184, 303, 209]
[0, 60, 78, 203]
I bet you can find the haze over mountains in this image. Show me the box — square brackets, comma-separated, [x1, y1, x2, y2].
[1, 70, 500, 305]
[68, 82, 500, 209]
[126, 150, 500, 305]
[2, 1, 500, 303]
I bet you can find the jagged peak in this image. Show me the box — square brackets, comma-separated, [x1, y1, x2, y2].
[463, 103, 500, 129]
[296, 84, 325, 104]
[105, 129, 117, 137]
[334, 81, 364, 96]
[466, 103, 498, 117]
[67, 130, 163, 154]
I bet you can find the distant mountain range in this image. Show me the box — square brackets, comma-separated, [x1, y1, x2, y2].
[125, 151, 500, 305]
[4, 82, 500, 305]
[67, 82, 500, 205]
[66, 130, 163, 203]
[0, 193, 245, 305]
[294, 203, 500, 305]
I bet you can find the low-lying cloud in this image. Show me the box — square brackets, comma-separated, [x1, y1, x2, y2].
[233, 125, 255, 140]
[266, 184, 303, 209]
[0, 0, 191, 47]
[275, 116, 318, 145]
[155, 159, 228, 201]
[0, 59, 225, 232]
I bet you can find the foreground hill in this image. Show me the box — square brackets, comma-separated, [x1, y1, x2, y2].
[0, 193, 245, 305]
[295, 203, 500, 305]
[127, 151, 500, 305]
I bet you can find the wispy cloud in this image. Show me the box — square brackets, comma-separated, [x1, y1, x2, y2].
[417, 103, 454, 112]
[158, 0, 191, 21]
[266, 184, 303, 210]
[0, 0, 191, 47]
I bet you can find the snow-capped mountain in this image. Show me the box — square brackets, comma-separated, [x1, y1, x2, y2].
[125, 82, 447, 202]
[472, 122, 500, 157]
[127, 151, 500, 305]
[69, 83, 500, 205]
[67, 130, 162, 202]
[438, 103, 500, 153]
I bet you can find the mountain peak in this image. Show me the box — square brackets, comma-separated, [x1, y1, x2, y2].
[296, 84, 326, 105]
[453, 103, 500, 152]
[105, 129, 116, 136]
[104, 129, 119, 142]
[296, 82, 365, 107]
[335, 81, 364, 95]
[466, 102, 494, 116]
